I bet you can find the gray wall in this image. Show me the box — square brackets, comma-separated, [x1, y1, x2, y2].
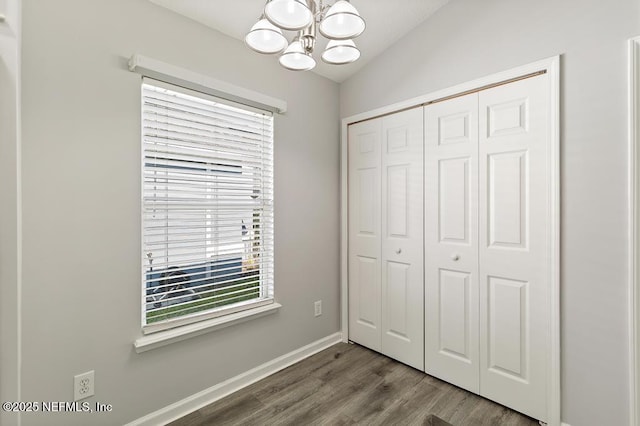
[0, 1, 21, 425]
[340, 0, 639, 425]
[18, 0, 340, 424]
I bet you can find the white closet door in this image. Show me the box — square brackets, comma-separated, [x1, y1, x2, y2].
[348, 119, 382, 351]
[380, 107, 424, 370]
[478, 74, 549, 421]
[424, 93, 480, 392]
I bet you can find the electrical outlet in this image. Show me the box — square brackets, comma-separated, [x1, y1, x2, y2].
[314, 300, 322, 317]
[74, 371, 94, 401]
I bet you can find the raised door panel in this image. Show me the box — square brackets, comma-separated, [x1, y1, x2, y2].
[487, 276, 529, 381]
[488, 151, 528, 249]
[438, 269, 472, 361]
[381, 107, 424, 370]
[440, 157, 470, 244]
[385, 261, 410, 340]
[387, 165, 408, 237]
[354, 256, 380, 329]
[479, 74, 549, 421]
[424, 93, 479, 393]
[357, 168, 377, 235]
[348, 119, 382, 351]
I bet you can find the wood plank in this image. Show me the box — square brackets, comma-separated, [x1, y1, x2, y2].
[169, 343, 539, 426]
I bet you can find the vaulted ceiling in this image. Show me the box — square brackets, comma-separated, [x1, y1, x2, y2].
[149, 0, 450, 82]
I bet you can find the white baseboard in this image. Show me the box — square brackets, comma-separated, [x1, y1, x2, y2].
[125, 332, 343, 426]
[561, 422, 571, 426]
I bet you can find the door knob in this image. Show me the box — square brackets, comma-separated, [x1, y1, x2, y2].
[396, 248, 402, 254]
[451, 254, 460, 261]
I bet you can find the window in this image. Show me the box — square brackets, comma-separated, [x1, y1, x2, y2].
[141, 78, 274, 333]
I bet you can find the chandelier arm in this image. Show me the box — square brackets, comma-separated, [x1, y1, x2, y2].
[315, 0, 331, 22]
[300, 0, 317, 53]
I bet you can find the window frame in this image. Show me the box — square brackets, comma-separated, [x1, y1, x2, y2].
[140, 77, 276, 335]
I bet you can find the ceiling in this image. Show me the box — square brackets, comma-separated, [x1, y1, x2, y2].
[149, 0, 450, 83]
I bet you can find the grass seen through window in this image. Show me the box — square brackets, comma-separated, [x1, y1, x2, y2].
[146, 273, 260, 324]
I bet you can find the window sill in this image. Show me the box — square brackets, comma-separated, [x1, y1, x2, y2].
[134, 302, 282, 353]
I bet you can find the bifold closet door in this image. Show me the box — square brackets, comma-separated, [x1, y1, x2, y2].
[478, 75, 549, 421]
[348, 107, 424, 370]
[348, 118, 382, 351]
[424, 93, 480, 393]
[380, 108, 424, 370]
[424, 74, 550, 421]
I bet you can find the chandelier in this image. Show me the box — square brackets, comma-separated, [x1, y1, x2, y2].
[245, 0, 365, 71]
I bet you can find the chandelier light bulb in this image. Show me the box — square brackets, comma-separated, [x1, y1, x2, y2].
[321, 39, 360, 64]
[279, 40, 317, 71]
[245, 19, 288, 54]
[319, 0, 365, 40]
[264, 0, 313, 31]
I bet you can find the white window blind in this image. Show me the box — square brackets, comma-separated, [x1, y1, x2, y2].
[141, 78, 274, 333]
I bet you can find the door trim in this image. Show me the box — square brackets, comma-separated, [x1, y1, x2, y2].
[340, 55, 561, 425]
[629, 35, 640, 426]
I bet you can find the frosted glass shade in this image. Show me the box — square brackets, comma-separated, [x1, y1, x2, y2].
[319, 0, 365, 40]
[245, 19, 288, 54]
[321, 39, 360, 64]
[279, 41, 316, 71]
[265, 0, 313, 31]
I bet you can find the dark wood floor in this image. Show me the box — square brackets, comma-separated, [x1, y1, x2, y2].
[170, 343, 538, 426]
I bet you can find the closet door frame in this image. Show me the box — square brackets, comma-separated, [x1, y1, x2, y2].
[341, 56, 560, 425]
[629, 35, 640, 426]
